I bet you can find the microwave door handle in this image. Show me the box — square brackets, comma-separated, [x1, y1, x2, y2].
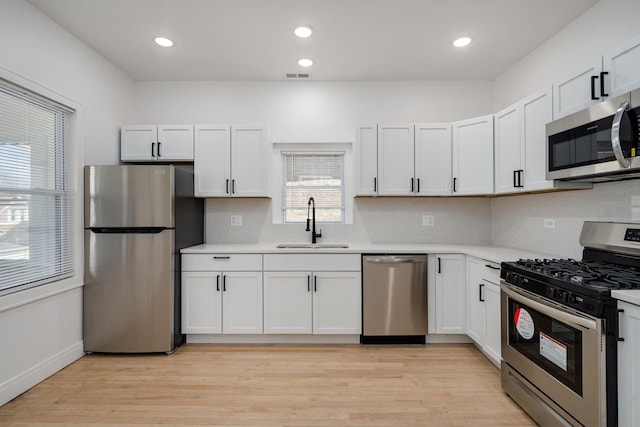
[611, 99, 631, 169]
[501, 284, 597, 331]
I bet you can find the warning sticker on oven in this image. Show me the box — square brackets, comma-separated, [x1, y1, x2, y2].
[514, 308, 535, 339]
[539, 331, 568, 371]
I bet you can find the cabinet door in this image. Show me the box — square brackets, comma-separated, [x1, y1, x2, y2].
[355, 125, 378, 195]
[618, 301, 640, 427]
[263, 272, 313, 334]
[452, 115, 494, 195]
[157, 124, 194, 161]
[194, 125, 231, 197]
[434, 254, 466, 334]
[230, 125, 269, 197]
[377, 124, 414, 195]
[313, 271, 362, 334]
[494, 104, 521, 194]
[483, 281, 501, 365]
[466, 257, 486, 344]
[521, 89, 553, 191]
[414, 123, 452, 195]
[181, 271, 222, 334]
[553, 58, 603, 119]
[121, 125, 156, 161]
[221, 271, 263, 334]
[604, 34, 640, 98]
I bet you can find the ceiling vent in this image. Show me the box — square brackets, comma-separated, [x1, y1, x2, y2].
[285, 73, 310, 79]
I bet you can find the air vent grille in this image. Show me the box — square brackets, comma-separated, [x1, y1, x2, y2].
[285, 73, 310, 79]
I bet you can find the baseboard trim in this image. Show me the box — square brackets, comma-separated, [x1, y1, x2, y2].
[0, 341, 84, 407]
[186, 334, 361, 344]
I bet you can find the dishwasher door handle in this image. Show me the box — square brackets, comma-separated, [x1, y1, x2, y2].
[365, 256, 425, 263]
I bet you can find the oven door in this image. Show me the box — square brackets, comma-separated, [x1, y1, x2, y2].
[501, 282, 606, 427]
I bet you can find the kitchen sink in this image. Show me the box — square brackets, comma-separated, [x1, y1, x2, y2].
[276, 243, 349, 249]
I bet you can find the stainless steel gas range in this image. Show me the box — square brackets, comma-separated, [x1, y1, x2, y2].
[500, 221, 640, 427]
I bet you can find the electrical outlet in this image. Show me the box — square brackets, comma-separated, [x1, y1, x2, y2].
[544, 218, 555, 229]
[230, 215, 242, 226]
[422, 215, 434, 226]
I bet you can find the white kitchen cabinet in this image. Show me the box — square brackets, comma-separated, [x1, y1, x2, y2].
[181, 254, 263, 334]
[354, 124, 378, 196]
[552, 59, 603, 119]
[603, 34, 640, 98]
[466, 256, 501, 365]
[194, 124, 269, 197]
[618, 300, 640, 427]
[495, 90, 554, 194]
[121, 124, 194, 162]
[452, 115, 494, 195]
[263, 254, 362, 335]
[377, 123, 414, 195]
[430, 254, 466, 334]
[414, 123, 452, 195]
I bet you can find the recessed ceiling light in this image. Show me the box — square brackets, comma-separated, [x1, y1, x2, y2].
[298, 58, 313, 67]
[453, 37, 472, 48]
[154, 37, 174, 47]
[294, 26, 313, 38]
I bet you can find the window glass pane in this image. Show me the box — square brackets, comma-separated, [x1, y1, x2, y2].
[0, 81, 74, 295]
[282, 152, 344, 223]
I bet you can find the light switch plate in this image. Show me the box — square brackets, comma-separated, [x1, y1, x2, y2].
[231, 215, 242, 226]
[423, 215, 434, 226]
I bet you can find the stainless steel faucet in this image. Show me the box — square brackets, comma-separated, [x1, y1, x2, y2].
[305, 197, 322, 244]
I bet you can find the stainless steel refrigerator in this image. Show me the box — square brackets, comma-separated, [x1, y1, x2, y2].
[83, 165, 204, 353]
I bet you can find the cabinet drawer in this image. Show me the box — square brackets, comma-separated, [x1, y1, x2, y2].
[482, 261, 501, 284]
[182, 254, 262, 271]
[264, 254, 361, 271]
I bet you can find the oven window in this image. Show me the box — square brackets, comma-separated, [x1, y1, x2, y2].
[508, 299, 583, 396]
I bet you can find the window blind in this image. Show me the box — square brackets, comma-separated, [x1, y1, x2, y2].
[282, 152, 344, 223]
[0, 80, 74, 295]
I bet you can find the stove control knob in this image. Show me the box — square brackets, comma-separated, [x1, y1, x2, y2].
[567, 294, 576, 304]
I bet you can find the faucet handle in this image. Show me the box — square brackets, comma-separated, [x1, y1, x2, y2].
[305, 218, 311, 232]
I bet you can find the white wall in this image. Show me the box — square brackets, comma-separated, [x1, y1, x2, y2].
[491, 0, 640, 258]
[0, 0, 134, 406]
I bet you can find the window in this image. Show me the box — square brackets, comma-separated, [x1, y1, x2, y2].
[282, 152, 345, 223]
[0, 79, 74, 295]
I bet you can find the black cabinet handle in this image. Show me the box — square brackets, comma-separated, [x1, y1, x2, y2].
[314, 275, 317, 292]
[591, 75, 599, 100]
[307, 275, 311, 292]
[617, 308, 625, 342]
[485, 264, 500, 270]
[213, 256, 230, 260]
[232, 179, 236, 194]
[157, 142, 162, 157]
[151, 142, 156, 157]
[437, 257, 442, 274]
[453, 178, 457, 193]
[225, 179, 230, 194]
[222, 275, 227, 292]
[411, 178, 414, 193]
[417, 178, 420, 193]
[600, 71, 609, 97]
[216, 275, 220, 292]
[519, 170, 525, 188]
[513, 170, 517, 188]
[373, 177, 377, 192]
[479, 283, 485, 302]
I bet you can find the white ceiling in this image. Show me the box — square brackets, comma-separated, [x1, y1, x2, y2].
[26, 0, 599, 82]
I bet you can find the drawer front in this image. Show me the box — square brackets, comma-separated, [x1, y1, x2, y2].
[482, 261, 501, 284]
[264, 254, 361, 271]
[182, 254, 262, 271]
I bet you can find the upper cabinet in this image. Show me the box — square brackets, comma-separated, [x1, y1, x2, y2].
[194, 125, 269, 197]
[121, 124, 194, 162]
[355, 123, 452, 196]
[553, 34, 640, 119]
[452, 115, 494, 195]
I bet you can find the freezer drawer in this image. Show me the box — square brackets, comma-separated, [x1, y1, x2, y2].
[362, 255, 428, 337]
[84, 229, 175, 353]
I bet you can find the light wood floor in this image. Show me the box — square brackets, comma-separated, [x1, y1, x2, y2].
[0, 343, 535, 426]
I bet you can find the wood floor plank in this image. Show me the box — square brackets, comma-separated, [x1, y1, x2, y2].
[0, 343, 535, 426]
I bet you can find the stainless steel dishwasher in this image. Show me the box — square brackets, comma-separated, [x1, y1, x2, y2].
[362, 255, 428, 344]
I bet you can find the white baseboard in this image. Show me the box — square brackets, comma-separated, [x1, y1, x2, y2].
[0, 341, 84, 407]
[186, 334, 361, 344]
[425, 334, 472, 344]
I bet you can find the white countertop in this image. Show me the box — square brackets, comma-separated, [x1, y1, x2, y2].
[612, 290, 640, 306]
[181, 243, 554, 265]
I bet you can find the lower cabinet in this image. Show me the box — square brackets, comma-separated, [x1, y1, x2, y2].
[466, 256, 501, 365]
[618, 300, 640, 426]
[263, 271, 362, 334]
[429, 254, 466, 334]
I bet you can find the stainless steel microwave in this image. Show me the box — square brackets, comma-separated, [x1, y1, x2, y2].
[546, 88, 640, 182]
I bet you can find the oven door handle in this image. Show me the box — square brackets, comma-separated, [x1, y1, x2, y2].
[502, 285, 598, 331]
[611, 99, 631, 169]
